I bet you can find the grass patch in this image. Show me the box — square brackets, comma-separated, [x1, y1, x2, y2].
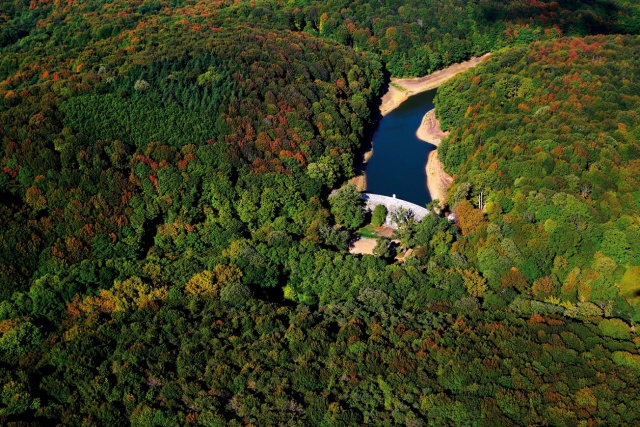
[357, 224, 379, 239]
[390, 82, 408, 93]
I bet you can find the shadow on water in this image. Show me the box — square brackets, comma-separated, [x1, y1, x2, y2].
[364, 89, 439, 207]
[352, 87, 387, 182]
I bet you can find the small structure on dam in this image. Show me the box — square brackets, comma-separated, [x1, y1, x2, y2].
[362, 193, 430, 228]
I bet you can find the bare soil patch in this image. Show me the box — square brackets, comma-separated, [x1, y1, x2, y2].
[348, 174, 367, 192]
[374, 226, 394, 238]
[416, 110, 449, 144]
[349, 237, 377, 255]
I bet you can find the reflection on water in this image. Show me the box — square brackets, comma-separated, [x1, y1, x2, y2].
[365, 89, 438, 206]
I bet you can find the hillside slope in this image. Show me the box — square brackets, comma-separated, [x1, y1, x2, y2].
[437, 35, 640, 320]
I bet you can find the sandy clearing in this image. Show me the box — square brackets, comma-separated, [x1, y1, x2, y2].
[379, 53, 492, 116]
[349, 237, 377, 255]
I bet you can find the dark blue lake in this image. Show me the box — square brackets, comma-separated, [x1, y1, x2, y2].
[365, 89, 437, 206]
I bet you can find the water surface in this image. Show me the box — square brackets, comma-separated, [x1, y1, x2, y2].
[365, 89, 437, 206]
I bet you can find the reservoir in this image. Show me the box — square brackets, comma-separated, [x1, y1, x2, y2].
[365, 88, 437, 206]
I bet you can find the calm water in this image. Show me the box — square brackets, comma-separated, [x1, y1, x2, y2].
[365, 89, 437, 206]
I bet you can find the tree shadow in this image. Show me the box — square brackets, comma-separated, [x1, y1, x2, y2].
[480, 0, 632, 36]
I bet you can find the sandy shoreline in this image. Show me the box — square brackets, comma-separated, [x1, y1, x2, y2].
[417, 109, 448, 143]
[415, 110, 453, 204]
[404, 54, 491, 203]
[379, 53, 492, 116]
[425, 149, 453, 204]
[354, 53, 491, 195]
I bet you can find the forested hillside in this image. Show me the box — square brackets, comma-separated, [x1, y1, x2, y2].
[2, 0, 640, 81]
[6, 286, 640, 425]
[2, 0, 640, 425]
[436, 35, 640, 322]
[0, 27, 384, 301]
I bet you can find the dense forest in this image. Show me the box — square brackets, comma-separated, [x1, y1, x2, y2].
[2, 0, 640, 81]
[436, 35, 640, 322]
[2, 0, 640, 425]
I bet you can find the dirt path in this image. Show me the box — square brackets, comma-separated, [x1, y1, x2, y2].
[379, 53, 492, 116]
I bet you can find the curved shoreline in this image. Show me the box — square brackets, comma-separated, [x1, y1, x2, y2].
[415, 110, 453, 204]
[416, 109, 448, 143]
[379, 53, 492, 116]
[354, 53, 492, 194]
[400, 53, 491, 203]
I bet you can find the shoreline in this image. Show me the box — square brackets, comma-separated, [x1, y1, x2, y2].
[415, 110, 453, 204]
[416, 109, 448, 143]
[379, 53, 492, 116]
[353, 52, 492, 194]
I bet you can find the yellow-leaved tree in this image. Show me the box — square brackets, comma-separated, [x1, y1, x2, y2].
[458, 267, 488, 298]
[77, 276, 168, 314]
[185, 264, 243, 298]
